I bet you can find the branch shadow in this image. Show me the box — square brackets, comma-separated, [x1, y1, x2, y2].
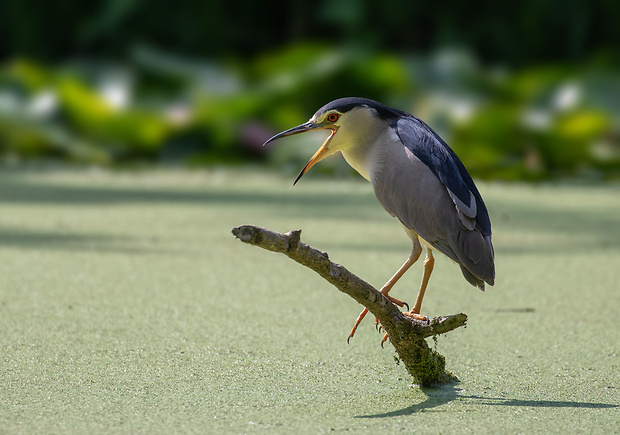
[356, 383, 460, 418]
[356, 383, 618, 418]
[458, 395, 619, 409]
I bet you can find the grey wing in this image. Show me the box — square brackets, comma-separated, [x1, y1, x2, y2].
[372, 118, 495, 288]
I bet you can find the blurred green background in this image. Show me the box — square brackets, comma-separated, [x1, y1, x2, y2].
[1, 0, 619, 180]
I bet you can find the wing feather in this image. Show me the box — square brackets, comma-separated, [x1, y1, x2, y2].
[394, 116, 492, 237]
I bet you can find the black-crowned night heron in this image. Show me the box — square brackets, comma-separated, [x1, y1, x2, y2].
[264, 97, 495, 343]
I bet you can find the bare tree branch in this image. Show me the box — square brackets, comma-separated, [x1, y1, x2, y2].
[232, 224, 466, 386]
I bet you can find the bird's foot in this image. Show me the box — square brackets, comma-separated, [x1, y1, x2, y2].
[348, 296, 409, 343]
[384, 295, 409, 310]
[380, 331, 389, 348]
[347, 307, 368, 343]
[403, 311, 430, 323]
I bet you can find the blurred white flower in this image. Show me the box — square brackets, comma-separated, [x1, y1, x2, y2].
[28, 90, 58, 117]
[522, 109, 551, 130]
[553, 82, 581, 111]
[98, 69, 134, 109]
[99, 79, 130, 109]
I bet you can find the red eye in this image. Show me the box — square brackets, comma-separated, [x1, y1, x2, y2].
[327, 113, 339, 122]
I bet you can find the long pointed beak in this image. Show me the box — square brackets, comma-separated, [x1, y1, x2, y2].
[263, 121, 319, 146]
[263, 121, 336, 186]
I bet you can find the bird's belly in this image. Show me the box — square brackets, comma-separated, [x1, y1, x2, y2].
[402, 224, 433, 249]
[402, 223, 458, 264]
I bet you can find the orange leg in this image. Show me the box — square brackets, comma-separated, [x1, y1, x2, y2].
[381, 250, 435, 346]
[404, 249, 434, 318]
[348, 242, 422, 342]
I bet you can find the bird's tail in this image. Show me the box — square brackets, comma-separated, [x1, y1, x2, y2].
[456, 231, 495, 290]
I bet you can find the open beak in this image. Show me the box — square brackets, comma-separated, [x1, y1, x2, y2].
[263, 121, 336, 185]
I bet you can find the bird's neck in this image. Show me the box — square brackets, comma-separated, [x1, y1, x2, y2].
[334, 109, 389, 181]
[341, 147, 371, 181]
[341, 126, 396, 183]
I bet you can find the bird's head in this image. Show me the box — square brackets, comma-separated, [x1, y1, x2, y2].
[263, 97, 399, 185]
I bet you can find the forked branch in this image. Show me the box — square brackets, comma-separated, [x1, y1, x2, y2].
[232, 224, 466, 386]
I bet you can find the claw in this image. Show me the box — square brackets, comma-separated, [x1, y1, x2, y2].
[381, 332, 389, 347]
[385, 295, 406, 308]
[348, 307, 369, 343]
[403, 301, 410, 311]
[347, 324, 357, 344]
